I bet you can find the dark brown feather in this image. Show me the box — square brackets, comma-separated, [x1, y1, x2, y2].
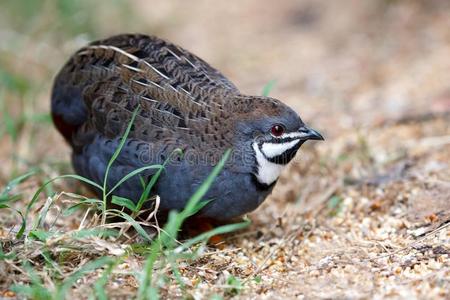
[52, 34, 284, 158]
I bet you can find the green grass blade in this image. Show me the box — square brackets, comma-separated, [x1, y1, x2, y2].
[29, 229, 54, 242]
[102, 106, 140, 196]
[111, 195, 136, 211]
[25, 174, 104, 231]
[102, 106, 140, 224]
[262, 79, 277, 97]
[161, 149, 230, 248]
[180, 149, 230, 219]
[138, 149, 232, 297]
[134, 148, 182, 213]
[1, 169, 38, 193]
[0, 202, 27, 239]
[15, 209, 26, 239]
[105, 164, 163, 197]
[0, 169, 38, 202]
[137, 239, 162, 300]
[63, 198, 103, 216]
[107, 209, 153, 242]
[148, 287, 160, 300]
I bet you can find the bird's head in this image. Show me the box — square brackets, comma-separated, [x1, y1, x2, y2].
[231, 96, 323, 186]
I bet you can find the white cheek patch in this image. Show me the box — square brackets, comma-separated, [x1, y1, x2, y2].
[261, 139, 300, 158]
[253, 143, 285, 185]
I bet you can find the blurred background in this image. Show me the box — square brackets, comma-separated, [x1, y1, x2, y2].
[1, 1, 450, 297]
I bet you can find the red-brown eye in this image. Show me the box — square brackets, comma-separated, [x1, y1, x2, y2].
[270, 124, 285, 137]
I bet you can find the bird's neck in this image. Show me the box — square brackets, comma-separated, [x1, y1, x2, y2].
[252, 142, 286, 186]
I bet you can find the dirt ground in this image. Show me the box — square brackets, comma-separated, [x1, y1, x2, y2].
[1, 0, 450, 299]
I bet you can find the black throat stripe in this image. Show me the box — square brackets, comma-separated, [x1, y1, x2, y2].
[266, 140, 304, 165]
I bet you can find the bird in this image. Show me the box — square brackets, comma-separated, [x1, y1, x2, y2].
[51, 34, 323, 220]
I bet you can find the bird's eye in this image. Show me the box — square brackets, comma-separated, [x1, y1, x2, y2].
[270, 124, 285, 137]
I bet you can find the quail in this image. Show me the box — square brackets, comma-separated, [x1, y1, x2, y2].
[51, 34, 323, 220]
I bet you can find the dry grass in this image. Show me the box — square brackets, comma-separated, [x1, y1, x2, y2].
[1, 0, 450, 299]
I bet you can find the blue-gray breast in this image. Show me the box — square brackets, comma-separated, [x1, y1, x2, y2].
[51, 34, 323, 220]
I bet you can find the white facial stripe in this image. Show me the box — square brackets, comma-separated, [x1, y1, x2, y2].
[279, 132, 309, 139]
[253, 143, 285, 185]
[261, 139, 300, 158]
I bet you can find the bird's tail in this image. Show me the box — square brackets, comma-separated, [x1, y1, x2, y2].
[51, 70, 87, 145]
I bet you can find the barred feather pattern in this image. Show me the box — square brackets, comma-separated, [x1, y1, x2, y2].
[52, 34, 284, 163]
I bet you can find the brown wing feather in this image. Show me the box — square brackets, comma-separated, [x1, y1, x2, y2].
[52, 34, 239, 153]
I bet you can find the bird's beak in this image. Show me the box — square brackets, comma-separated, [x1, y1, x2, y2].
[298, 126, 324, 141]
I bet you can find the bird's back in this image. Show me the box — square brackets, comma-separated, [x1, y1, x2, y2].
[51, 34, 240, 154]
